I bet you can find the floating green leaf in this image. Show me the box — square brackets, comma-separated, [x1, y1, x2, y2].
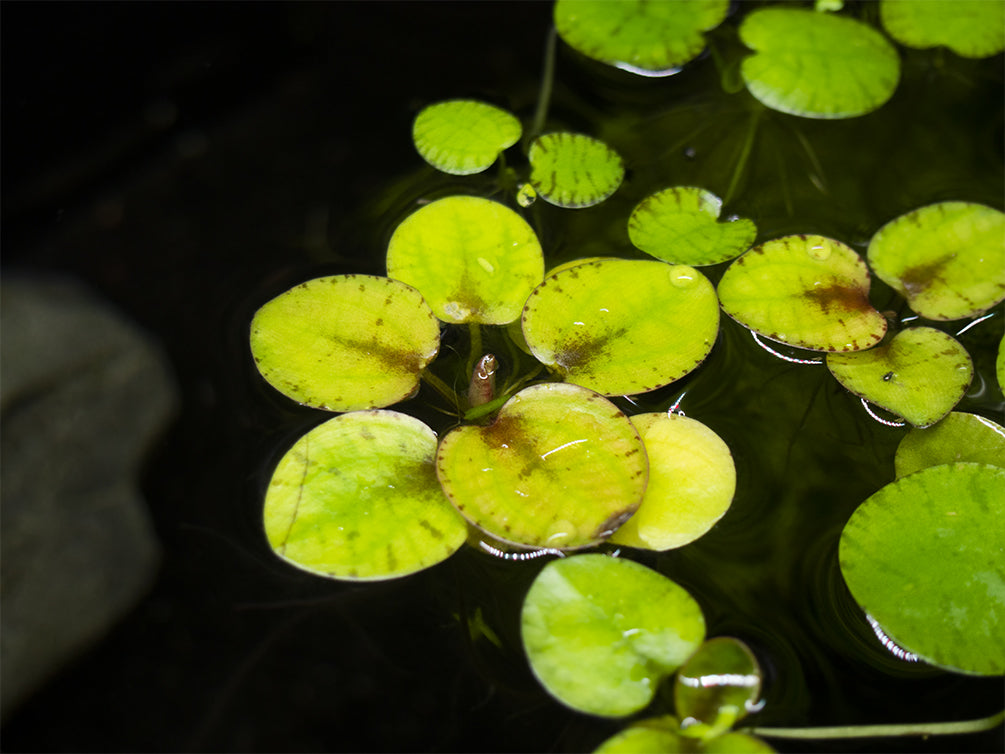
[717, 235, 887, 352]
[594, 717, 775, 753]
[528, 133, 624, 208]
[628, 187, 757, 266]
[998, 335, 1005, 392]
[610, 413, 735, 551]
[386, 196, 544, 324]
[895, 412, 1005, 477]
[867, 202, 1005, 321]
[554, 0, 730, 76]
[412, 99, 522, 175]
[827, 327, 973, 427]
[437, 383, 647, 550]
[250, 275, 440, 411]
[675, 638, 762, 741]
[739, 8, 901, 118]
[839, 462, 1005, 675]
[880, 0, 1005, 58]
[521, 554, 706, 717]
[263, 411, 468, 581]
[523, 259, 720, 395]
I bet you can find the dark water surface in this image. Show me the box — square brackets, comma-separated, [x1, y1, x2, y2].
[3, 3, 1003, 752]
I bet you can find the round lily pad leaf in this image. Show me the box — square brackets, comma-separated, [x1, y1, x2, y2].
[839, 462, 1005, 675]
[674, 638, 762, 741]
[704, 733, 776, 753]
[628, 187, 757, 266]
[739, 8, 901, 119]
[528, 133, 624, 209]
[895, 412, 1005, 478]
[880, 0, 1005, 58]
[594, 717, 775, 753]
[436, 383, 647, 550]
[263, 411, 468, 581]
[523, 259, 720, 396]
[250, 275, 440, 412]
[521, 554, 706, 717]
[387, 196, 544, 324]
[610, 413, 735, 551]
[827, 327, 973, 427]
[412, 99, 522, 175]
[998, 335, 1005, 392]
[867, 202, 1005, 321]
[554, 0, 730, 76]
[717, 235, 887, 352]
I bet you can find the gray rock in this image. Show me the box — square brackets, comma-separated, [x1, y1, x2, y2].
[1, 275, 177, 718]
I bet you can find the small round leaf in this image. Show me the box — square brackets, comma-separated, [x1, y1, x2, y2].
[628, 187, 757, 266]
[250, 275, 440, 411]
[412, 99, 522, 175]
[867, 202, 1005, 321]
[554, 0, 730, 75]
[739, 8, 901, 119]
[717, 235, 887, 352]
[880, 0, 1005, 58]
[523, 259, 720, 395]
[594, 717, 685, 754]
[528, 133, 624, 208]
[263, 411, 468, 581]
[610, 413, 735, 551]
[839, 462, 1005, 675]
[674, 638, 762, 741]
[521, 554, 706, 717]
[387, 196, 544, 324]
[895, 412, 1005, 478]
[436, 383, 647, 550]
[827, 327, 974, 427]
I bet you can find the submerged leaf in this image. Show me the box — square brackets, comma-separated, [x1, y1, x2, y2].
[522, 554, 706, 717]
[717, 235, 887, 352]
[610, 413, 735, 551]
[895, 412, 1005, 477]
[867, 202, 1005, 321]
[554, 0, 730, 75]
[628, 187, 757, 266]
[839, 462, 1005, 675]
[739, 8, 901, 118]
[412, 99, 522, 175]
[263, 411, 467, 581]
[827, 327, 973, 427]
[386, 195, 544, 324]
[436, 383, 647, 550]
[250, 275, 440, 412]
[523, 259, 720, 395]
[880, 0, 1005, 58]
[528, 132, 624, 208]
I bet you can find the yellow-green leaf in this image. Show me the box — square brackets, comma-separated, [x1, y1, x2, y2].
[412, 99, 522, 175]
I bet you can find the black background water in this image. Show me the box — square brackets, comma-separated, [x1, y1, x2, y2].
[3, 3, 1003, 752]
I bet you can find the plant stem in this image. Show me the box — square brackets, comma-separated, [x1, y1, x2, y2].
[466, 322, 483, 379]
[743, 709, 1005, 740]
[526, 25, 557, 150]
[420, 369, 458, 410]
[724, 107, 762, 206]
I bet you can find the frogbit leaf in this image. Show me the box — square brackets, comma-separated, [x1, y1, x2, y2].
[523, 259, 720, 395]
[879, 0, 1005, 59]
[528, 132, 624, 208]
[594, 716, 775, 753]
[386, 195, 544, 324]
[263, 411, 467, 581]
[839, 462, 1005, 675]
[412, 99, 522, 175]
[554, 0, 730, 76]
[826, 327, 974, 427]
[739, 8, 901, 119]
[250, 275, 440, 411]
[895, 412, 1005, 477]
[521, 554, 706, 717]
[436, 383, 647, 550]
[674, 638, 762, 741]
[628, 187, 757, 266]
[717, 235, 887, 352]
[610, 413, 735, 551]
[867, 202, 1005, 321]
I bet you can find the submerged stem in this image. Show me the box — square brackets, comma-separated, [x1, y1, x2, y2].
[526, 25, 558, 149]
[724, 108, 763, 206]
[744, 709, 1005, 740]
[420, 369, 458, 410]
